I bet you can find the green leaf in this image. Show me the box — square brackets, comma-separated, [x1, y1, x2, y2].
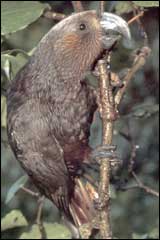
[1, 209, 28, 231]
[19, 223, 72, 239]
[43, 223, 71, 239]
[132, 233, 148, 239]
[1, 53, 28, 80]
[5, 175, 28, 204]
[148, 227, 159, 239]
[19, 224, 41, 239]
[132, 1, 159, 7]
[1, 36, 4, 44]
[1, 1, 49, 35]
[1, 95, 7, 128]
[3, 58, 12, 80]
[132, 104, 159, 119]
[115, 2, 133, 15]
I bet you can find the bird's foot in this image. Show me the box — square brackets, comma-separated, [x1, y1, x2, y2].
[92, 65, 123, 88]
[93, 196, 106, 211]
[91, 145, 121, 168]
[110, 72, 123, 88]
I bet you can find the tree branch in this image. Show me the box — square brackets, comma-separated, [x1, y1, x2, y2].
[43, 11, 66, 21]
[131, 171, 159, 198]
[20, 186, 40, 198]
[128, 131, 159, 198]
[98, 1, 105, 17]
[36, 196, 46, 239]
[131, 4, 148, 45]
[71, 1, 84, 12]
[44, 1, 84, 21]
[96, 56, 117, 239]
[95, 16, 152, 238]
[119, 133, 159, 198]
[128, 11, 144, 25]
[115, 46, 151, 107]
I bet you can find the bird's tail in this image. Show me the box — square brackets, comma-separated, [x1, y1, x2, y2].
[69, 178, 98, 227]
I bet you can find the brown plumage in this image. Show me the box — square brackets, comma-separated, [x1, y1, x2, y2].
[7, 10, 130, 236]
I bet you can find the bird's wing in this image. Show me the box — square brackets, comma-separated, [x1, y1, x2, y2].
[7, 104, 73, 215]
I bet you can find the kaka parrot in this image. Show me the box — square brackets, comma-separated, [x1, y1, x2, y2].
[7, 10, 130, 237]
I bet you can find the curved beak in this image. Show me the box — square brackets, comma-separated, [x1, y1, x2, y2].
[100, 12, 131, 49]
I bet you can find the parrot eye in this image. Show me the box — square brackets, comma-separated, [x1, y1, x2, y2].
[79, 23, 86, 30]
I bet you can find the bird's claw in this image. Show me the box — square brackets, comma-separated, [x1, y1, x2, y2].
[93, 197, 106, 210]
[93, 65, 123, 88]
[91, 145, 121, 167]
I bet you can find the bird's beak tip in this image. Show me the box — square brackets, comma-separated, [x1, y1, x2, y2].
[100, 12, 131, 41]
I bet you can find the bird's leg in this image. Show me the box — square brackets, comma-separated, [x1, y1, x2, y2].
[91, 145, 121, 211]
[36, 195, 46, 239]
